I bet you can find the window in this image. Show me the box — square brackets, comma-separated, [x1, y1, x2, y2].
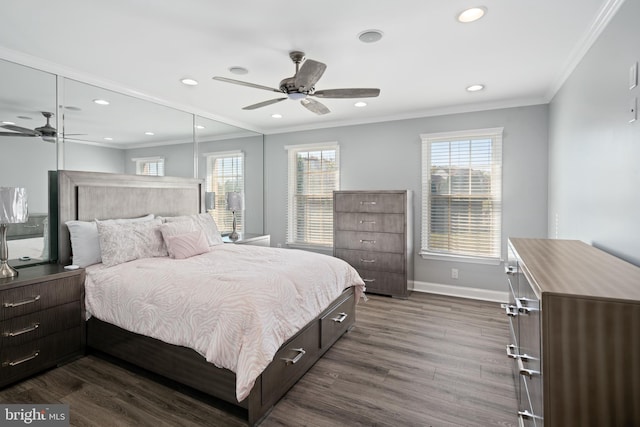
[133, 157, 164, 176]
[420, 128, 503, 261]
[286, 143, 339, 248]
[204, 151, 244, 234]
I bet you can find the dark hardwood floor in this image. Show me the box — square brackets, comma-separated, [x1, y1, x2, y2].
[0, 293, 518, 426]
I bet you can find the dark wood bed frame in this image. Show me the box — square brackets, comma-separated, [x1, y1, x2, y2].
[53, 170, 356, 425]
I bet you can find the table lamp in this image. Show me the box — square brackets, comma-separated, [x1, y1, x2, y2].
[225, 192, 243, 241]
[0, 187, 28, 278]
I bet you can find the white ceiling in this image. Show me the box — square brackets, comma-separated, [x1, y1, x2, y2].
[0, 0, 620, 136]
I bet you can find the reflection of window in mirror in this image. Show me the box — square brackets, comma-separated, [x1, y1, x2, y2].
[133, 156, 165, 176]
[204, 151, 244, 234]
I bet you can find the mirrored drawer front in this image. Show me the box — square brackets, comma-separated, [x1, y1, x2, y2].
[357, 269, 406, 295]
[6, 214, 47, 239]
[334, 231, 404, 253]
[335, 249, 405, 273]
[334, 212, 405, 233]
[320, 292, 355, 349]
[335, 193, 405, 214]
[1, 301, 81, 347]
[0, 277, 81, 321]
[0, 326, 82, 388]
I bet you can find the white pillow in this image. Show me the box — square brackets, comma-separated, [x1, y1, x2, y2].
[163, 213, 223, 246]
[96, 218, 167, 267]
[65, 214, 154, 267]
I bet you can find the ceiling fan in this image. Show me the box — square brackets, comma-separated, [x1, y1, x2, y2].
[0, 111, 57, 142]
[213, 51, 380, 115]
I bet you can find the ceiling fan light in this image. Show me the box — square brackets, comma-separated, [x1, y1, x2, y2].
[288, 92, 307, 101]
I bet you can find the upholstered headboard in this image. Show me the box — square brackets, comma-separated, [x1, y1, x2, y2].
[54, 170, 204, 265]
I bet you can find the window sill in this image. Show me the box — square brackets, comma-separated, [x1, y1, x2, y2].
[419, 251, 502, 266]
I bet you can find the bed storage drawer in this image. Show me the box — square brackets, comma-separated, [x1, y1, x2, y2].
[261, 321, 320, 407]
[320, 292, 355, 349]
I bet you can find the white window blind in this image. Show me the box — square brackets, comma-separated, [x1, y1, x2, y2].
[286, 143, 339, 248]
[205, 151, 244, 234]
[420, 128, 503, 260]
[133, 157, 164, 176]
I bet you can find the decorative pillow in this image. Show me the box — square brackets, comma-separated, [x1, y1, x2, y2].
[66, 214, 155, 267]
[164, 230, 210, 259]
[163, 213, 223, 246]
[159, 220, 197, 240]
[96, 218, 167, 267]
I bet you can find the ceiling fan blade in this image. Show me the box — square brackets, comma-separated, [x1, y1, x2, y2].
[0, 124, 41, 136]
[295, 59, 327, 91]
[213, 76, 282, 93]
[300, 98, 330, 115]
[242, 97, 287, 110]
[313, 88, 380, 98]
[0, 131, 38, 137]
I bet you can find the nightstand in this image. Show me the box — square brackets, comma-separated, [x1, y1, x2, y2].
[222, 233, 271, 247]
[0, 263, 85, 388]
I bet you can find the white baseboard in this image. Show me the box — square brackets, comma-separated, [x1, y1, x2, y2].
[411, 280, 508, 303]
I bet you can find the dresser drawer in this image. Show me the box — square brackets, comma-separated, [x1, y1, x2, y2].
[0, 277, 82, 321]
[334, 212, 404, 233]
[335, 193, 405, 214]
[320, 292, 355, 349]
[357, 269, 407, 296]
[1, 301, 81, 348]
[335, 249, 405, 273]
[0, 326, 82, 387]
[334, 231, 405, 253]
[261, 321, 320, 407]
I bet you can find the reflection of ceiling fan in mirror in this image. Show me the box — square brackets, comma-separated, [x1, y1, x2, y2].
[213, 51, 380, 115]
[0, 111, 57, 142]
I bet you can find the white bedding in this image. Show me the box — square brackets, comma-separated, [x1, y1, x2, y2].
[84, 244, 365, 401]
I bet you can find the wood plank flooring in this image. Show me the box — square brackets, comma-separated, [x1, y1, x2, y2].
[0, 293, 518, 426]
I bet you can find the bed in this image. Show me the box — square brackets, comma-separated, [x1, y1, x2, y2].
[54, 170, 364, 425]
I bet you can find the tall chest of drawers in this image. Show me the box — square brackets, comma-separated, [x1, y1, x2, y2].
[505, 238, 640, 427]
[1, 264, 85, 388]
[333, 190, 413, 298]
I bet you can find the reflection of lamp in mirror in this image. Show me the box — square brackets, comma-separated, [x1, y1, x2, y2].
[225, 192, 243, 241]
[0, 187, 28, 278]
[205, 192, 215, 211]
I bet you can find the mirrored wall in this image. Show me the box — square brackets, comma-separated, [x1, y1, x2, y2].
[0, 57, 263, 265]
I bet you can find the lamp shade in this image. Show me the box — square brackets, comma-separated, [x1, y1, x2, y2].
[205, 192, 215, 210]
[226, 192, 244, 211]
[0, 187, 28, 224]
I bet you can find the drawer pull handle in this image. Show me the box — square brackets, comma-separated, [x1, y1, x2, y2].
[362, 278, 376, 283]
[23, 224, 40, 229]
[3, 322, 40, 337]
[506, 344, 519, 359]
[504, 266, 516, 275]
[359, 220, 376, 224]
[504, 304, 518, 317]
[516, 297, 538, 314]
[281, 348, 306, 365]
[518, 410, 543, 422]
[517, 356, 540, 378]
[3, 295, 41, 308]
[360, 201, 377, 205]
[2, 350, 40, 367]
[360, 258, 376, 263]
[331, 312, 348, 323]
[359, 239, 376, 244]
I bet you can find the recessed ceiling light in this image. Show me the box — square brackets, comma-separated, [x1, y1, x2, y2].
[466, 84, 485, 92]
[104, 137, 113, 141]
[358, 29, 384, 43]
[271, 113, 282, 119]
[195, 125, 205, 129]
[2, 121, 15, 125]
[354, 101, 367, 108]
[93, 99, 110, 105]
[229, 66, 249, 75]
[181, 78, 199, 86]
[144, 131, 155, 136]
[457, 7, 487, 23]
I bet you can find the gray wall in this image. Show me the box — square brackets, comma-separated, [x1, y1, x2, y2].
[549, 0, 640, 266]
[125, 143, 194, 178]
[64, 141, 125, 174]
[264, 104, 549, 292]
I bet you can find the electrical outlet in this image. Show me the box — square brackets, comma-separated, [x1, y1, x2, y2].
[629, 97, 637, 123]
[451, 268, 459, 279]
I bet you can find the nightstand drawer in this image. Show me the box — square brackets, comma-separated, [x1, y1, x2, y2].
[1, 301, 82, 347]
[335, 193, 405, 214]
[0, 276, 82, 321]
[334, 249, 405, 273]
[334, 212, 405, 233]
[0, 326, 82, 387]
